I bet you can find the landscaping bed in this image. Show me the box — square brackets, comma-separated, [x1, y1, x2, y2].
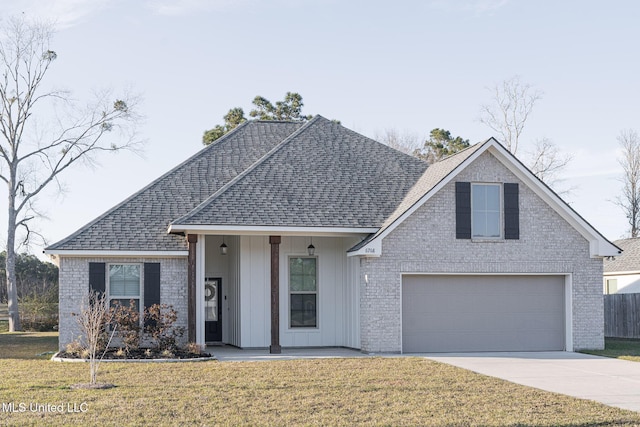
[54, 347, 212, 361]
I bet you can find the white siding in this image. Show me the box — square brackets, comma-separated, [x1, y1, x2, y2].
[239, 236, 270, 348]
[204, 235, 240, 344]
[236, 235, 361, 349]
[604, 273, 640, 294]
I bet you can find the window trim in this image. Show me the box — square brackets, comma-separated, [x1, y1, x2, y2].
[107, 262, 144, 319]
[471, 182, 503, 240]
[288, 255, 319, 329]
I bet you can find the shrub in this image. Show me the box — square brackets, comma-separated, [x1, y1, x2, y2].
[183, 342, 205, 355]
[144, 304, 184, 352]
[110, 299, 141, 354]
[19, 289, 58, 331]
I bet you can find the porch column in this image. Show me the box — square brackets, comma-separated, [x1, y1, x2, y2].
[187, 234, 197, 343]
[269, 235, 282, 354]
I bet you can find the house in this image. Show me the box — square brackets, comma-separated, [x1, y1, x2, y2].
[604, 238, 640, 294]
[45, 116, 620, 353]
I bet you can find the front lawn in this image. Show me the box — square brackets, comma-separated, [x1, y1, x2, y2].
[582, 338, 640, 362]
[2, 333, 640, 426]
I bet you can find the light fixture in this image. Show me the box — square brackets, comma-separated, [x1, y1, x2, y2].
[307, 237, 315, 256]
[220, 236, 228, 255]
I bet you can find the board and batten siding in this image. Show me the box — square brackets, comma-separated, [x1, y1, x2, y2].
[204, 235, 240, 345]
[237, 235, 361, 349]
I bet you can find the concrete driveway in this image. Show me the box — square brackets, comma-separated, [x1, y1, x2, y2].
[422, 351, 640, 412]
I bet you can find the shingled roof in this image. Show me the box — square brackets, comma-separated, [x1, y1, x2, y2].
[347, 141, 485, 252]
[170, 116, 428, 229]
[46, 120, 305, 252]
[604, 238, 640, 273]
[46, 116, 428, 253]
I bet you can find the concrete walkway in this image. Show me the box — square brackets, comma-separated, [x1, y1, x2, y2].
[423, 351, 640, 412]
[208, 345, 368, 362]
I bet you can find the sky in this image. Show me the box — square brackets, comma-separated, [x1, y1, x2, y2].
[1, 0, 637, 258]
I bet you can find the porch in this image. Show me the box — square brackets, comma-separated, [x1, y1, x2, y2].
[207, 345, 368, 362]
[188, 233, 365, 352]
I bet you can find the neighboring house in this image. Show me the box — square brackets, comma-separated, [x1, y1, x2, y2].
[45, 116, 620, 353]
[604, 238, 640, 294]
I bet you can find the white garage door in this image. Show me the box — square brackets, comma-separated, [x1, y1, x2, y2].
[402, 275, 566, 353]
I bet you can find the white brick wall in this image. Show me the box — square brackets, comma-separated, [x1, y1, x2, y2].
[58, 256, 188, 350]
[360, 152, 604, 352]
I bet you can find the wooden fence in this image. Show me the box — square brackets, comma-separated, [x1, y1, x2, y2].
[604, 293, 640, 338]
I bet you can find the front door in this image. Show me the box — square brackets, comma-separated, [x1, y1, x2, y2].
[204, 277, 222, 342]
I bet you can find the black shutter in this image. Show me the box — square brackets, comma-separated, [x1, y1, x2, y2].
[89, 262, 106, 297]
[144, 263, 161, 328]
[144, 263, 161, 309]
[456, 182, 471, 239]
[504, 183, 520, 239]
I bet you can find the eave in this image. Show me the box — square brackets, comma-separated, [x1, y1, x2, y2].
[168, 224, 377, 237]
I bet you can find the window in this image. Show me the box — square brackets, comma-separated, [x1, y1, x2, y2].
[289, 257, 317, 328]
[456, 182, 519, 240]
[472, 183, 501, 239]
[606, 278, 618, 294]
[108, 264, 142, 313]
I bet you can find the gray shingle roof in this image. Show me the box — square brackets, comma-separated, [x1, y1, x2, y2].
[348, 141, 485, 252]
[46, 116, 427, 252]
[46, 120, 304, 251]
[171, 116, 428, 228]
[604, 238, 639, 272]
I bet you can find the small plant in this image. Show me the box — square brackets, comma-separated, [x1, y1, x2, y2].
[161, 349, 175, 358]
[65, 340, 89, 359]
[110, 299, 141, 354]
[115, 347, 126, 357]
[183, 342, 205, 355]
[144, 304, 184, 352]
[144, 348, 152, 358]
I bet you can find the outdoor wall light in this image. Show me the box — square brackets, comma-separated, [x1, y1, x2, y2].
[220, 237, 228, 255]
[307, 237, 315, 256]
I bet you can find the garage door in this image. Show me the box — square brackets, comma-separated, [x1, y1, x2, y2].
[402, 275, 565, 352]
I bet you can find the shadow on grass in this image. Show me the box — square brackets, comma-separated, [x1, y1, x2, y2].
[0, 331, 58, 359]
[581, 338, 640, 361]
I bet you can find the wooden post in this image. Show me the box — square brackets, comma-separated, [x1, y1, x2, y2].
[187, 234, 198, 343]
[269, 235, 282, 354]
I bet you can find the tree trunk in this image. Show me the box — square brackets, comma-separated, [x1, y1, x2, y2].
[6, 190, 21, 332]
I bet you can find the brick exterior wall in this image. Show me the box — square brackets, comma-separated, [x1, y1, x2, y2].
[360, 152, 604, 353]
[58, 256, 188, 351]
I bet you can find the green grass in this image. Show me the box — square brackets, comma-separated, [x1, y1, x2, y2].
[582, 338, 640, 362]
[2, 333, 640, 426]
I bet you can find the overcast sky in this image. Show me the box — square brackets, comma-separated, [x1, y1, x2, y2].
[1, 0, 637, 257]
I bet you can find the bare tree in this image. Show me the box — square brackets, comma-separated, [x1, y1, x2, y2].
[616, 129, 640, 238]
[374, 128, 421, 155]
[527, 137, 573, 189]
[0, 17, 140, 331]
[479, 76, 542, 155]
[479, 76, 572, 193]
[75, 291, 115, 386]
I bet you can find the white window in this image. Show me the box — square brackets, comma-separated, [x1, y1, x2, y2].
[289, 257, 317, 328]
[108, 264, 142, 314]
[472, 183, 501, 239]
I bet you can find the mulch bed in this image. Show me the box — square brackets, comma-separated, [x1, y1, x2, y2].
[57, 348, 212, 360]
